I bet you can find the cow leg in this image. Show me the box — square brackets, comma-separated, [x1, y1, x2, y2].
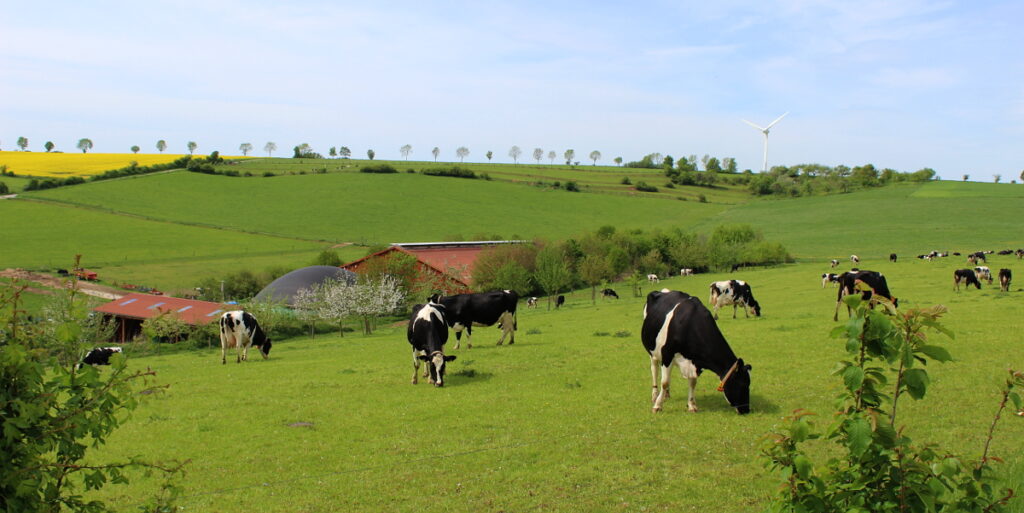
[687, 377, 699, 412]
[220, 335, 227, 365]
[712, 305, 720, 320]
[496, 312, 514, 345]
[411, 351, 420, 384]
[650, 356, 660, 405]
[733, 304, 738, 319]
[465, 326, 473, 349]
[237, 341, 244, 363]
[653, 363, 672, 412]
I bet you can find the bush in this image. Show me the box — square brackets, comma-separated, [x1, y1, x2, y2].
[0, 181, 8, 194]
[634, 181, 658, 192]
[422, 166, 477, 179]
[620, 177, 632, 185]
[360, 164, 398, 174]
[564, 181, 579, 192]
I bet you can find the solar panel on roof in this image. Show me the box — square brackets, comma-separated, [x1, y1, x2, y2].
[177, 305, 193, 313]
[207, 309, 223, 317]
[147, 302, 166, 310]
[119, 298, 138, 306]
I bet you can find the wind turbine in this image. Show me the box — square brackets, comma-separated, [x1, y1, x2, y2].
[742, 112, 788, 172]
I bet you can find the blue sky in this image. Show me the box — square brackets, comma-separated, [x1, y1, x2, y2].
[2, 0, 1021, 180]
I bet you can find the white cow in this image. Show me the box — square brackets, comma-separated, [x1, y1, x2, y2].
[220, 310, 272, 364]
[647, 274, 660, 283]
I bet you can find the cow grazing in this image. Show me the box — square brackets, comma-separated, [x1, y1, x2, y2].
[709, 280, 761, 319]
[647, 274, 660, 283]
[850, 255, 860, 264]
[78, 347, 123, 369]
[432, 290, 518, 349]
[889, 253, 897, 263]
[830, 259, 839, 268]
[974, 266, 993, 284]
[219, 310, 272, 364]
[526, 296, 538, 308]
[999, 269, 1012, 292]
[680, 268, 694, 276]
[998, 249, 1013, 255]
[834, 270, 898, 321]
[555, 295, 565, 308]
[601, 288, 619, 299]
[968, 252, 987, 264]
[408, 301, 454, 386]
[641, 289, 752, 414]
[1016, 249, 1024, 260]
[821, 273, 840, 288]
[954, 269, 982, 291]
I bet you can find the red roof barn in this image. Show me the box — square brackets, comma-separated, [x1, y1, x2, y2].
[93, 293, 228, 343]
[341, 241, 525, 295]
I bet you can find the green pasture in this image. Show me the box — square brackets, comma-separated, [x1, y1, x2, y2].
[87, 260, 1024, 512]
[0, 174, 33, 193]
[24, 170, 730, 244]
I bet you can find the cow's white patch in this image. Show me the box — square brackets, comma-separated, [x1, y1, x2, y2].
[653, 303, 680, 364]
[672, 353, 698, 379]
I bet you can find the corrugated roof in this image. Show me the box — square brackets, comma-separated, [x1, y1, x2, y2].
[93, 293, 227, 325]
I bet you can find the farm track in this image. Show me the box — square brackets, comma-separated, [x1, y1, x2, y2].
[0, 268, 124, 300]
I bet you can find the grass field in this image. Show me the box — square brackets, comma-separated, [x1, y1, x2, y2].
[0, 151, 199, 177]
[86, 259, 1024, 512]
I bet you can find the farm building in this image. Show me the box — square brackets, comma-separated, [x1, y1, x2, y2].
[341, 241, 526, 295]
[254, 265, 358, 306]
[93, 293, 227, 343]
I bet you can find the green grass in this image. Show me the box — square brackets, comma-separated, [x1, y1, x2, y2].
[85, 260, 1024, 512]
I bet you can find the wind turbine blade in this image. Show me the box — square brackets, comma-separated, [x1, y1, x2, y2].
[741, 119, 766, 131]
[765, 111, 789, 130]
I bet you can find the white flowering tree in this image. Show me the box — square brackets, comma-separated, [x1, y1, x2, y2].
[293, 275, 404, 337]
[351, 275, 405, 335]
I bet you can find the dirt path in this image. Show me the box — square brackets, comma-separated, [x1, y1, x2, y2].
[0, 268, 125, 300]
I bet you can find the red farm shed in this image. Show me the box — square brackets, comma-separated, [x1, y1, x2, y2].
[341, 241, 526, 295]
[93, 293, 228, 343]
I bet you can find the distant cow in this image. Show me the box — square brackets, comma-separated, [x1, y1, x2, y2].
[433, 290, 518, 349]
[220, 310, 272, 364]
[850, 255, 860, 264]
[968, 252, 987, 264]
[834, 270, 898, 321]
[527, 296, 538, 308]
[601, 288, 619, 299]
[555, 295, 565, 308]
[77, 347, 123, 369]
[999, 269, 1012, 292]
[889, 253, 897, 263]
[647, 274, 660, 283]
[680, 268, 694, 276]
[1016, 249, 1024, 260]
[974, 266, 993, 284]
[821, 273, 840, 288]
[830, 259, 839, 268]
[998, 249, 1014, 255]
[407, 301, 454, 386]
[641, 289, 752, 414]
[709, 280, 761, 319]
[954, 269, 982, 291]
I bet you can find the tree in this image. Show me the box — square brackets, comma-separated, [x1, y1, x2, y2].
[400, 144, 412, 160]
[994, 174, 1002, 183]
[486, 150, 493, 161]
[509, 145, 522, 164]
[548, 150, 556, 164]
[186, 141, 197, 155]
[156, 139, 167, 153]
[963, 174, 969, 182]
[579, 254, 612, 304]
[614, 156, 623, 166]
[44, 141, 54, 152]
[534, 244, 572, 310]
[339, 146, 351, 158]
[130, 145, 140, 154]
[0, 181, 9, 194]
[17, 136, 28, 151]
[264, 141, 277, 157]
[239, 142, 253, 156]
[533, 148, 544, 164]
[456, 146, 469, 162]
[329, 146, 337, 157]
[367, 149, 375, 160]
[432, 147, 440, 162]
[563, 149, 575, 165]
[589, 150, 601, 165]
[77, 138, 93, 153]
[1020, 170, 1024, 182]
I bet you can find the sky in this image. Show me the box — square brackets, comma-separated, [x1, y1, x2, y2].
[2, 0, 1022, 180]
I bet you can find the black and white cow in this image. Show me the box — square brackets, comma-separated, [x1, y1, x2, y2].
[647, 274, 660, 283]
[968, 252, 987, 264]
[641, 289, 752, 414]
[77, 347, 123, 369]
[432, 290, 518, 349]
[821, 273, 840, 288]
[555, 295, 565, 308]
[850, 255, 860, 264]
[601, 288, 619, 299]
[999, 268, 1012, 292]
[973, 266, 993, 284]
[1016, 249, 1024, 260]
[834, 270, 898, 321]
[527, 296, 539, 308]
[954, 269, 982, 291]
[889, 253, 897, 263]
[407, 301, 454, 387]
[830, 259, 839, 268]
[219, 310, 272, 364]
[709, 280, 761, 319]
[680, 268, 694, 276]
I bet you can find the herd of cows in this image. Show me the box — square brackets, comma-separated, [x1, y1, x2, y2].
[76, 248, 1020, 415]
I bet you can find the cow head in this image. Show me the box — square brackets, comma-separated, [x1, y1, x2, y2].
[721, 359, 752, 414]
[748, 299, 761, 317]
[418, 351, 456, 387]
[259, 338, 272, 359]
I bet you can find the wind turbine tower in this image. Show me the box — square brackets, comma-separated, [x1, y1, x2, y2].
[742, 112, 788, 172]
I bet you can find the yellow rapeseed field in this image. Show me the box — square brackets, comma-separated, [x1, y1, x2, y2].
[0, 152, 243, 177]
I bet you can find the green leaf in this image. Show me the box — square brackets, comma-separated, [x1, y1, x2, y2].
[843, 366, 864, 392]
[904, 368, 930, 399]
[794, 454, 812, 479]
[846, 417, 872, 458]
[790, 419, 810, 442]
[1009, 391, 1022, 410]
[917, 344, 953, 363]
